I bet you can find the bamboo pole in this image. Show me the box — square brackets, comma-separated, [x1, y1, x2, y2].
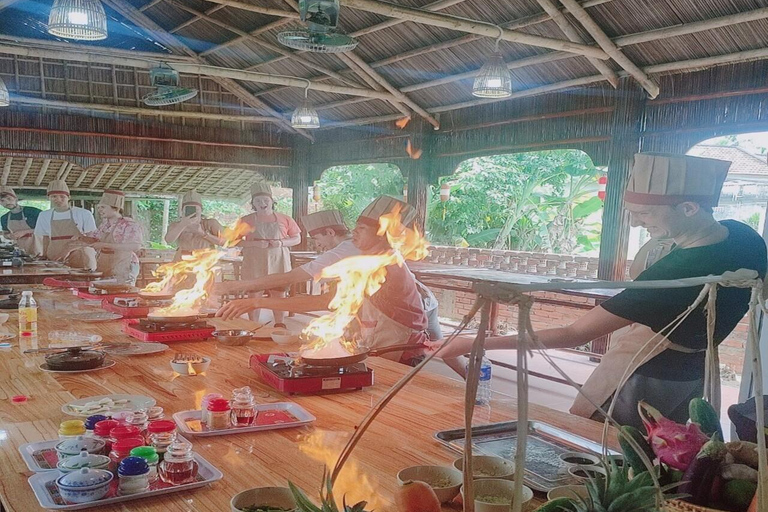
[558, 0, 659, 98]
[1, 158, 11, 185]
[192, 0, 298, 18]
[199, 19, 295, 57]
[339, 0, 608, 59]
[0, 0, 20, 11]
[534, 0, 618, 87]
[33, 159, 51, 186]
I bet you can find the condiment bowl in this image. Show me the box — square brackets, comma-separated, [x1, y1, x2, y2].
[170, 357, 211, 375]
[453, 455, 515, 480]
[56, 468, 113, 503]
[57, 449, 111, 474]
[460, 478, 533, 512]
[230, 486, 297, 512]
[558, 451, 601, 468]
[397, 465, 463, 503]
[547, 484, 589, 501]
[271, 329, 298, 345]
[55, 436, 106, 460]
[568, 464, 607, 483]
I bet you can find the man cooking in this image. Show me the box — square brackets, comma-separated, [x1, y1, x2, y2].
[433, 153, 767, 429]
[164, 190, 224, 262]
[0, 186, 42, 257]
[34, 180, 97, 269]
[217, 196, 428, 365]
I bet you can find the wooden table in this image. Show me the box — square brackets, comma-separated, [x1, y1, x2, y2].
[0, 288, 616, 512]
[0, 265, 70, 285]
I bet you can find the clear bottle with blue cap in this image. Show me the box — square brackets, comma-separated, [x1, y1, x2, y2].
[118, 456, 150, 495]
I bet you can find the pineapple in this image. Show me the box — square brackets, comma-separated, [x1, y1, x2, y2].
[288, 476, 371, 512]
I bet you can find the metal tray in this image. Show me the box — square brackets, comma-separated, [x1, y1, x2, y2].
[434, 421, 618, 492]
[173, 402, 316, 437]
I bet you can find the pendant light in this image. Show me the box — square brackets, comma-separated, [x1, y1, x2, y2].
[291, 80, 320, 129]
[0, 77, 9, 107]
[472, 27, 512, 98]
[48, 0, 108, 41]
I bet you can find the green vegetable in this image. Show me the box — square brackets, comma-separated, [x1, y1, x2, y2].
[689, 398, 724, 441]
[722, 479, 758, 510]
[618, 425, 655, 475]
[240, 507, 292, 512]
[534, 497, 578, 512]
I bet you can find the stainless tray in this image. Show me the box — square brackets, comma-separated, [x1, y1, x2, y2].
[434, 420, 618, 492]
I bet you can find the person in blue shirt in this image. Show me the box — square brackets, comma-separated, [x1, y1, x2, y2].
[0, 186, 42, 256]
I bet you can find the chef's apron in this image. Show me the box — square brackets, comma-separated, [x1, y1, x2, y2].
[570, 323, 711, 426]
[358, 299, 427, 365]
[96, 219, 138, 285]
[173, 219, 218, 262]
[241, 214, 290, 285]
[7, 210, 42, 257]
[47, 210, 96, 270]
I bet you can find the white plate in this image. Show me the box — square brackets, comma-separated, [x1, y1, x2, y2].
[28, 451, 223, 510]
[61, 393, 156, 417]
[104, 342, 169, 356]
[67, 312, 123, 322]
[39, 360, 116, 373]
[173, 402, 316, 437]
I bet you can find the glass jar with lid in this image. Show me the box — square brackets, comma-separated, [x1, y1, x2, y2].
[130, 446, 159, 482]
[200, 393, 223, 427]
[109, 438, 144, 472]
[206, 398, 231, 430]
[58, 420, 86, 440]
[147, 420, 177, 460]
[230, 386, 256, 427]
[125, 409, 149, 443]
[158, 441, 199, 485]
[92, 419, 120, 454]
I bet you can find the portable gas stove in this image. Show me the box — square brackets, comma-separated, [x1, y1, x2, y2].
[250, 353, 374, 395]
[78, 288, 137, 301]
[122, 318, 215, 342]
[102, 297, 170, 318]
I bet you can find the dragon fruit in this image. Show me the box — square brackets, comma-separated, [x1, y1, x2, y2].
[637, 401, 708, 471]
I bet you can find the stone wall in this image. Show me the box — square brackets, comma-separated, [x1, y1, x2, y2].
[425, 246, 748, 375]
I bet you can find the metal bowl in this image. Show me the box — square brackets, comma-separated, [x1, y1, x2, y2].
[212, 330, 253, 346]
[46, 348, 107, 371]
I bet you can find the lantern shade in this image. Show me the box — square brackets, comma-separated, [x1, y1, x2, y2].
[291, 101, 320, 129]
[472, 52, 512, 98]
[0, 77, 9, 107]
[48, 0, 108, 41]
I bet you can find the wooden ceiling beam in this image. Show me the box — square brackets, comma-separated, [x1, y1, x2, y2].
[33, 159, 51, 185]
[0, 35, 196, 62]
[169, 4, 226, 34]
[0, 0, 21, 12]
[104, 163, 130, 189]
[135, 164, 162, 190]
[558, 0, 658, 97]
[18, 158, 33, 186]
[122, 164, 147, 189]
[177, 0, 298, 19]
[1, 157, 12, 185]
[74, 165, 98, 188]
[90, 163, 112, 188]
[199, 18, 294, 57]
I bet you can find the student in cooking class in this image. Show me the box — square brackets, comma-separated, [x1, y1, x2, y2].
[34, 179, 98, 269]
[432, 153, 768, 429]
[0, 186, 43, 257]
[220, 196, 428, 365]
[82, 190, 143, 285]
[164, 190, 224, 262]
[235, 182, 301, 327]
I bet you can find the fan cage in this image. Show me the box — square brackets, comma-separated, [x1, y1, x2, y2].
[143, 87, 199, 107]
[472, 52, 512, 98]
[48, 0, 108, 41]
[0, 78, 9, 107]
[277, 30, 358, 53]
[291, 102, 320, 129]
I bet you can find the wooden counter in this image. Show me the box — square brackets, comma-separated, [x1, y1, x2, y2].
[0, 265, 71, 285]
[0, 288, 616, 511]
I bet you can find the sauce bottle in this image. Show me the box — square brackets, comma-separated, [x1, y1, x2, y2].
[206, 398, 231, 430]
[158, 441, 198, 485]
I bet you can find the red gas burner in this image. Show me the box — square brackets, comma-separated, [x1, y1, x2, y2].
[250, 353, 374, 395]
[43, 277, 92, 289]
[78, 289, 137, 301]
[122, 318, 215, 342]
[102, 299, 150, 318]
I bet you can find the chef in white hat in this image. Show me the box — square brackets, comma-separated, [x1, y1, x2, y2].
[433, 153, 768, 428]
[235, 182, 301, 327]
[84, 190, 144, 285]
[0, 186, 43, 257]
[165, 190, 224, 262]
[35, 180, 97, 269]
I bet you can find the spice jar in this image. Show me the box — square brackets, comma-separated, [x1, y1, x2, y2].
[158, 441, 198, 485]
[58, 420, 86, 440]
[92, 419, 120, 454]
[125, 409, 149, 443]
[109, 438, 144, 471]
[110, 411, 133, 425]
[207, 398, 231, 430]
[109, 425, 141, 447]
[200, 393, 223, 427]
[130, 446, 159, 483]
[230, 386, 256, 427]
[84, 415, 109, 434]
[148, 420, 177, 460]
[118, 456, 150, 495]
[147, 406, 164, 421]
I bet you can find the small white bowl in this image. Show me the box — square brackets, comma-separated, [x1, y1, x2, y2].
[547, 484, 589, 501]
[558, 451, 601, 468]
[453, 455, 515, 480]
[170, 357, 211, 375]
[271, 329, 298, 345]
[230, 487, 297, 512]
[460, 479, 533, 512]
[397, 465, 463, 503]
[568, 464, 606, 483]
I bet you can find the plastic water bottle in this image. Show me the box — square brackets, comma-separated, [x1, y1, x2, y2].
[467, 354, 493, 405]
[18, 291, 38, 339]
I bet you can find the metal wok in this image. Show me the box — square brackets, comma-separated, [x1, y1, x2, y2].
[299, 342, 427, 367]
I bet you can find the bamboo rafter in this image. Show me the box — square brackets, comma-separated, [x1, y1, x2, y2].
[33, 159, 51, 186]
[1, 157, 12, 185]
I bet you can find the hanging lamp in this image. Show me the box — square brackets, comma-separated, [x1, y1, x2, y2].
[472, 26, 512, 98]
[291, 80, 320, 129]
[0, 77, 9, 107]
[48, 0, 108, 41]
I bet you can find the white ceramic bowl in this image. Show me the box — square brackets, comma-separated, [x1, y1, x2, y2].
[453, 455, 515, 480]
[271, 329, 298, 345]
[397, 465, 463, 503]
[56, 468, 113, 504]
[547, 484, 589, 501]
[57, 449, 111, 474]
[55, 436, 106, 460]
[170, 357, 211, 375]
[460, 479, 533, 512]
[230, 487, 297, 512]
[568, 464, 606, 483]
[558, 451, 601, 468]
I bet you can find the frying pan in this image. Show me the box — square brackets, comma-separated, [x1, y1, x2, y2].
[299, 342, 427, 367]
[138, 290, 176, 300]
[146, 312, 216, 323]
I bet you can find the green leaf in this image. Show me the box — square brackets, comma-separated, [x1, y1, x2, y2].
[572, 197, 604, 219]
[465, 228, 502, 245]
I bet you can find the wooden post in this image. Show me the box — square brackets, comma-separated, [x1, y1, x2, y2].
[597, 79, 646, 281]
[406, 163, 430, 234]
[161, 199, 170, 240]
[290, 142, 311, 250]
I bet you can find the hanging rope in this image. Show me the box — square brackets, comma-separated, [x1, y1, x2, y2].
[704, 284, 721, 411]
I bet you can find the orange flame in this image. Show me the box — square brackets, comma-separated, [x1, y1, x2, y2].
[145, 219, 252, 316]
[301, 206, 428, 353]
[395, 116, 411, 129]
[299, 430, 384, 510]
[405, 138, 422, 159]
